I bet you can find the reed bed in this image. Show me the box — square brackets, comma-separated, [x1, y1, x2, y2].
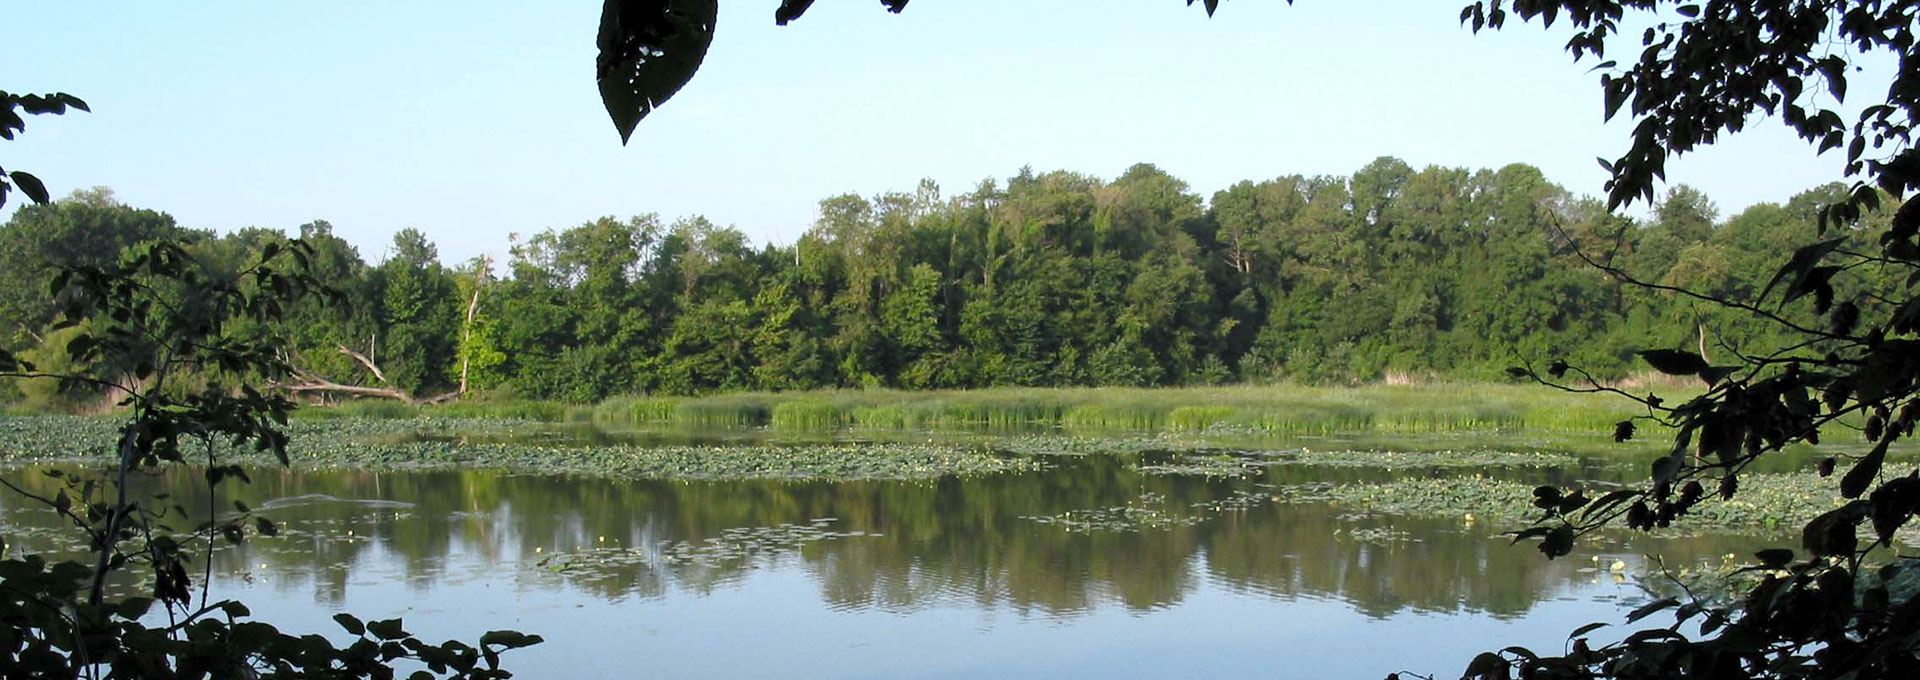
[294, 399, 589, 423]
[584, 384, 1661, 436]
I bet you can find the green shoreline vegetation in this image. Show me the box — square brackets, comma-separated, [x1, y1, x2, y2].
[271, 383, 1671, 436]
[1, 161, 1879, 412]
[3, 382, 1879, 539]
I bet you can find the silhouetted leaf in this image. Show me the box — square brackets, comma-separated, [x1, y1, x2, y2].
[1636, 349, 1707, 375]
[1569, 621, 1608, 638]
[367, 618, 406, 641]
[1626, 596, 1679, 623]
[1841, 440, 1888, 499]
[1755, 548, 1793, 567]
[1612, 420, 1635, 442]
[773, 0, 815, 24]
[1699, 365, 1740, 386]
[1538, 525, 1574, 558]
[479, 630, 544, 650]
[9, 171, 48, 204]
[597, 0, 718, 144]
[1760, 237, 1846, 304]
[1803, 501, 1869, 557]
[1868, 476, 1920, 540]
[1464, 651, 1506, 678]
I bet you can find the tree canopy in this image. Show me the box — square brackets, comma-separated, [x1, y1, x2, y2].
[590, 1, 1920, 678]
[3, 1, 1919, 678]
[3, 165, 1865, 404]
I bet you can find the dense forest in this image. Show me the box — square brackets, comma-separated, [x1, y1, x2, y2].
[0, 158, 1885, 407]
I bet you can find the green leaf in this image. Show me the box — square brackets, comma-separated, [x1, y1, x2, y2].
[334, 613, 366, 636]
[597, 0, 718, 144]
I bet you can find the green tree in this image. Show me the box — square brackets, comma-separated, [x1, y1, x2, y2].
[0, 241, 541, 678]
[0, 188, 187, 348]
[376, 228, 462, 395]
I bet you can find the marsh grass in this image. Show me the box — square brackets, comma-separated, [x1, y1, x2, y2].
[586, 384, 1664, 437]
[295, 399, 587, 423]
[771, 397, 851, 429]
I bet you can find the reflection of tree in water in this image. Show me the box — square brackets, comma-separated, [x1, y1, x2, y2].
[0, 461, 1759, 619]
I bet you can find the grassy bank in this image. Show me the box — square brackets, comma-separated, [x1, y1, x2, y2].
[591, 384, 1663, 436]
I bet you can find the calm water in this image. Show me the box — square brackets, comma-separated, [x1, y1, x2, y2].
[0, 441, 1766, 679]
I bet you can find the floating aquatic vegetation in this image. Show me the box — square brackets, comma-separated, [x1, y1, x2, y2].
[1188, 486, 1275, 513]
[1023, 492, 1205, 532]
[1135, 453, 1261, 477]
[0, 416, 1039, 481]
[1258, 448, 1578, 470]
[1270, 471, 1920, 542]
[993, 434, 1197, 458]
[532, 518, 869, 574]
[255, 494, 417, 511]
[1026, 487, 1278, 533]
[1339, 526, 1414, 544]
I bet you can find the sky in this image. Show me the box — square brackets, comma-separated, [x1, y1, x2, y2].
[2, 0, 1868, 265]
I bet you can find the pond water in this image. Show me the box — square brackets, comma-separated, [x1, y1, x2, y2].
[0, 433, 1773, 679]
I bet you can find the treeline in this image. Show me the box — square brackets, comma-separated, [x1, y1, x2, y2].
[0, 160, 1885, 406]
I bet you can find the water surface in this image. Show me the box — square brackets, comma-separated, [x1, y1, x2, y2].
[0, 437, 1768, 679]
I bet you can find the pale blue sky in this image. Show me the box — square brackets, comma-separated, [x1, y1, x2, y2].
[3, 1, 1858, 264]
